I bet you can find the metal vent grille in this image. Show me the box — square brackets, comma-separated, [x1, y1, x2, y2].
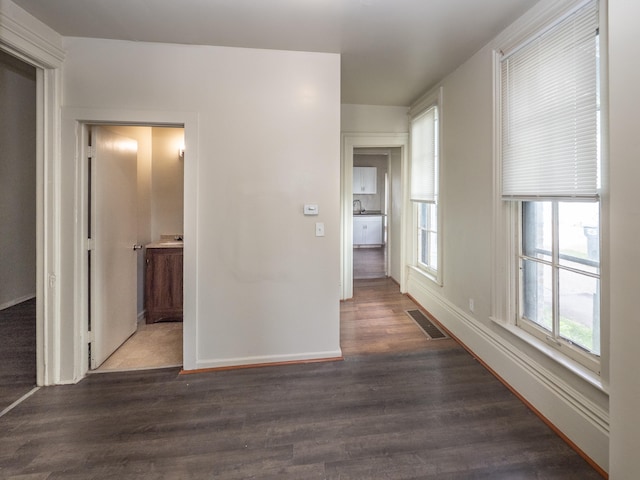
[406, 310, 447, 339]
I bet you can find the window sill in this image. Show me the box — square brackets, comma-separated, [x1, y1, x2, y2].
[408, 265, 442, 287]
[490, 317, 608, 395]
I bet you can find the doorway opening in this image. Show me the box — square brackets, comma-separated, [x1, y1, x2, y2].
[0, 50, 37, 412]
[86, 124, 185, 372]
[352, 148, 389, 280]
[341, 134, 408, 300]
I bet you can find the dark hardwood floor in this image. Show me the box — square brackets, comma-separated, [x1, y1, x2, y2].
[0, 298, 36, 412]
[342, 278, 458, 356]
[0, 283, 602, 479]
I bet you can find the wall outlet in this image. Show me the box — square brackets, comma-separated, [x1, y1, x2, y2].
[315, 222, 325, 237]
[468, 298, 475, 313]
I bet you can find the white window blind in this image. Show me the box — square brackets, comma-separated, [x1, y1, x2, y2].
[410, 105, 438, 203]
[501, 0, 599, 200]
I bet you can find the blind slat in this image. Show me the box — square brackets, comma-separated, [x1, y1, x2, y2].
[501, 0, 599, 200]
[411, 105, 438, 203]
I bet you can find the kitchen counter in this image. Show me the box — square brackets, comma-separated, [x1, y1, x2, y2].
[353, 211, 386, 216]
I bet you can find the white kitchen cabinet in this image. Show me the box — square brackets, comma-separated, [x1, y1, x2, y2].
[353, 215, 383, 246]
[353, 166, 377, 194]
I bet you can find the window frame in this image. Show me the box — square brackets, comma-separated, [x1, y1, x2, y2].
[416, 202, 438, 277]
[516, 199, 601, 373]
[492, 0, 608, 381]
[409, 87, 443, 284]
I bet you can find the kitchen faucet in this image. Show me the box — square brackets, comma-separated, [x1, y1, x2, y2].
[353, 199, 363, 213]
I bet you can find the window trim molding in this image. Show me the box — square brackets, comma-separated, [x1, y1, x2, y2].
[409, 87, 443, 286]
[491, 0, 609, 381]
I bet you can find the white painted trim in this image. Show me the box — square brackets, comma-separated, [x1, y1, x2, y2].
[407, 270, 609, 472]
[0, 294, 36, 311]
[195, 349, 343, 370]
[408, 87, 444, 286]
[0, 0, 64, 387]
[340, 132, 409, 300]
[62, 107, 200, 379]
[0, 0, 64, 67]
[492, 0, 595, 57]
[0, 386, 39, 418]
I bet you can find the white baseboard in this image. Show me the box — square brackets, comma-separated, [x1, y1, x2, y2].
[193, 349, 343, 371]
[0, 293, 36, 311]
[407, 275, 609, 473]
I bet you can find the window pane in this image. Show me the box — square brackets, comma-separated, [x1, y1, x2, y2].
[559, 202, 599, 274]
[522, 202, 552, 262]
[430, 204, 438, 232]
[418, 203, 427, 228]
[428, 232, 438, 269]
[559, 270, 600, 355]
[521, 259, 552, 331]
[418, 229, 428, 265]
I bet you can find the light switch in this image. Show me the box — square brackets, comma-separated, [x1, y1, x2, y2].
[315, 222, 325, 237]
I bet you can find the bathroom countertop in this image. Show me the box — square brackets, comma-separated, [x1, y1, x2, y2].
[145, 241, 184, 249]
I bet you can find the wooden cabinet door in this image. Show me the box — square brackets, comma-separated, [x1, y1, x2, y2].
[145, 248, 183, 323]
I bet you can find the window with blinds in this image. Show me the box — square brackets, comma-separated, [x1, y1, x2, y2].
[501, 0, 599, 200]
[410, 105, 438, 203]
[499, 0, 603, 372]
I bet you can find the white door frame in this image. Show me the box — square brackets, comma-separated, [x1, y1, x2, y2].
[64, 109, 198, 378]
[0, 10, 65, 386]
[341, 132, 409, 300]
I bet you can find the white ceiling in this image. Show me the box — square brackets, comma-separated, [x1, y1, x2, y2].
[12, 0, 538, 106]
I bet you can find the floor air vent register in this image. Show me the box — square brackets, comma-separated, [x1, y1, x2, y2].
[406, 309, 448, 340]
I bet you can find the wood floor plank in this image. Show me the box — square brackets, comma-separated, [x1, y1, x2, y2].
[340, 278, 457, 355]
[0, 280, 603, 479]
[0, 299, 36, 412]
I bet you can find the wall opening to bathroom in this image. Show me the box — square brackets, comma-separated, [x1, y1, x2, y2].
[87, 124, 185, 372]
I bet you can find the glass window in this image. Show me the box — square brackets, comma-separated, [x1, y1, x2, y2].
[499, 0, 602, 370]
[417, 203, 437, 272]
[411, 100, 440, 278]
[519, 201, 600, 358]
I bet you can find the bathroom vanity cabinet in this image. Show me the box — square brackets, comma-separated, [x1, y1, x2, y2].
[145, 244, 183, 323]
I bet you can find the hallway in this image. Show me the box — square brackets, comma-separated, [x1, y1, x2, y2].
[341, 277, 457, 356]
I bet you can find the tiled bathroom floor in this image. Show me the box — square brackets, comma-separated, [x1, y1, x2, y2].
[97, 321, 182, 371]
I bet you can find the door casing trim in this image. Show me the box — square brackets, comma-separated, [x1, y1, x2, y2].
[340, 132, 409, 300]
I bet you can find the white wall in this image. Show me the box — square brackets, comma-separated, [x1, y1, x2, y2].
[0, 50, 36, 308]
[151, 126, 184, 241]
[405, 0, 610, 472]
[341, 104, 408, 133]
[608, 0, 640, 477]
[58, 38, 341, 374]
